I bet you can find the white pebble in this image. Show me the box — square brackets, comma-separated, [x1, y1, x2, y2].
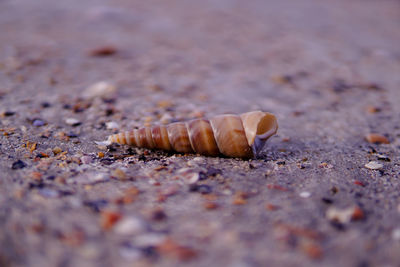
[65, 118, 80, 126]
[326, 206, 356, 224]
[114, 217, 146, 235]
[83, 81, 116, 99]
[299, 191, 311, 198]
[364, 161, 383, 170]
[106, 121, 119, 130]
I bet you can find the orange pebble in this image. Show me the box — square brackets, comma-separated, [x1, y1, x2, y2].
[365, 134, 389, 144]
[100, 211, 122, 230]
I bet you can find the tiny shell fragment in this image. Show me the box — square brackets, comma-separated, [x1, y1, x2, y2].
[364, 161, 383, 170]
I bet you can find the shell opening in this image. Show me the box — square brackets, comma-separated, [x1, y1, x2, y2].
[256, 114, 278, 140]
[251, 113, 278, 156]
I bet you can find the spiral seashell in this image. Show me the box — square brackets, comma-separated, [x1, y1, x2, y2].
[105, 111, 278, 158]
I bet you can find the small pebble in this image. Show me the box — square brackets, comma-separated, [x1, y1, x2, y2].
[299, 191, 311, 198]
[222, 189, 232, 195]
[52, 147, 62, 155]
[65, 118, 81, 126]
[326, 206, 364, 224]
[319, 162, 333, 169]
[89, 45, 117, 57]
[364, 161, 383, 170]
[366, 106, 380, 113]
[106, 121, 119, 130]
[114, 217, 146, 235]
[32, 119, 45, 127]
[377, 154, 390, 162]
[11, 160, 26, 169]
[177, 168, 200, 184]
[365, 133, 389, 144]
[186, 172, 200, 184]
[100, 210, 122, 230]
[83, 81, 116, 99]
[2, 111, 15, 116]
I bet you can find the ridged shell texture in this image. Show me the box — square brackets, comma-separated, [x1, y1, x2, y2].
[107, 111, 278, 158]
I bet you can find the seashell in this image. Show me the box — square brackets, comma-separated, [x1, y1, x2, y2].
[104, 111, 278, 158]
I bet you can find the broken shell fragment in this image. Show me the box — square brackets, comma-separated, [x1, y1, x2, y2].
[104, 111, 278, 158]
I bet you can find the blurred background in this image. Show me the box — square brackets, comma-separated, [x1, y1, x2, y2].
[0, 0, 399, 266]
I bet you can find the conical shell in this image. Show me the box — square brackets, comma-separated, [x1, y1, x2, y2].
[106, 111, 278, 158]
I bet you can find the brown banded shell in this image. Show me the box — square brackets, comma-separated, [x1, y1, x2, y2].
[106, 111, 278, 158]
